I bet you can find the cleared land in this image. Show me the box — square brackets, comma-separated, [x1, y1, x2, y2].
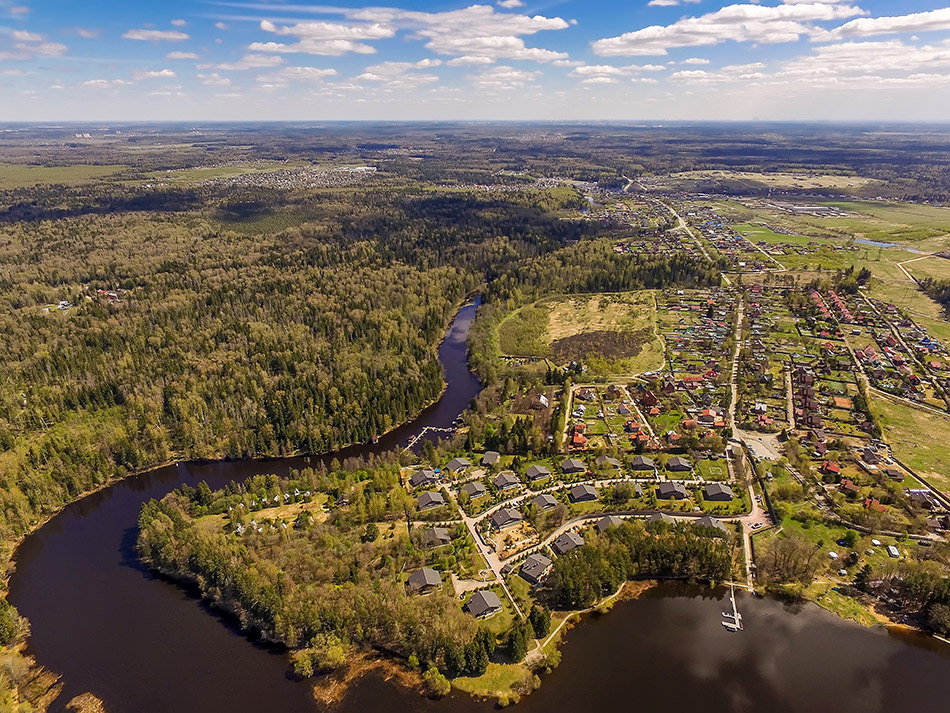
[670, 170, 881, 191]
[141, 163, 297, 185]
[498, 292, 665, 375]
[872, 394, 950, 496]
[0, 163, 128, 188]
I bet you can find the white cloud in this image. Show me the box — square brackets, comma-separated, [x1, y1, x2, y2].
[250, 19, 394, 56]
[166, 51, 200, 60]
[593, 2, 866, 56]
[446, 55, 496, 66]
[347, 4, 569, 62]
[197, 72, 231, 86]
[497, 0, 525, 7]
[123, 29, 190, 42]
[823, 8, 950, 41]
[681, 57, 710, 65]
[470, 64, 539, 90]
[0, 29, 67, 60]
[357, 59, 440, 88]
[200, 53, 283, 70]
[134, 68, 177, 80]
[81, 78, 133, 88]
[581, 76, 618, 84]
[75, 27, 101, 39]
[670, 62, 768, 83]
[11, 29, 42, 42]
[215, 22, 230, 31]
[171, 19, 187, 27]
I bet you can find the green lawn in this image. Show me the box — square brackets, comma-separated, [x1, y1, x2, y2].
[872, 395, 950, 496]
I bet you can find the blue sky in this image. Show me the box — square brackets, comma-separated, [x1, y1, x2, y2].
[2, 1, 950, 121]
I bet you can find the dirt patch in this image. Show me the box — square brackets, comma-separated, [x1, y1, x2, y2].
[66, 693, 107, 713]
[311, 651, 424, 708]
[551, 328, 652, 363]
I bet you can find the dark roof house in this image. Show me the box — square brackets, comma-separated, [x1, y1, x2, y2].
[657, 481, 689, 500]
[530, 493, 557, 510]
[481, 451, 500, 467]
[409, 469, 440, 488]
[407, 567, 442, 594]
[422, 527, 452, 548]
[665, 456, 693, 472]
[569, 484, 598, 503]
[465, 590, 503, 619]
[561, 458, 587, 474]
[417, 491, 446, 511]
[493, 471, 521, 491]
[552, 531, 585, 555]
[490, 507, 524, 530]
[520, 553, 553, 584]
[446, 457, 472, 473]
[527, 464, 552, 481]
[461, 481, 487, 499]
[703, 483, 734, 501]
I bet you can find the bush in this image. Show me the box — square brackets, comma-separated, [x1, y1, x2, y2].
[423, 665, 451, 698]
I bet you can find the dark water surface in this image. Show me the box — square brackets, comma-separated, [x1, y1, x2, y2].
[341, 584, 950, 713]
[8, 298, 950, 712]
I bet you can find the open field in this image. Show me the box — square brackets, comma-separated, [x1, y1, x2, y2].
[142, 163, 296, 185]
[714, 199, 950, 250]
[872, 394, 950, 495]
[497, 292, 665, 375]
[0, 163, 128, 188]
[670, 170, 881, 191]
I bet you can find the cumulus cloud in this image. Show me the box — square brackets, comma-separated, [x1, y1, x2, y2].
[593, 2, 865, 56]
[250, 19, 394, 55]
[166, 51, 200, 60]
[123, 29, 190, 42]
[133, 68, 177, 80]
[350, 5, 569, 61]
[0, 28, 67, 60]
[247, 4, 571, 63]
[215, 22, 230, 31]
[497, 0, 525, 8]
[469, 64, 539, 90]
[822, 8, 950, 41]
[81, 78, 133, 88]
[648, 0, 703, 6]
[356, 58, 441, 88]
[197, 72, 231, 86]
[200, 53, 283, 70]
[171, 19, 187, 27]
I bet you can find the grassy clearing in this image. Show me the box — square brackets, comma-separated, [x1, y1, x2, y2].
[498, 292, 664, 376]
[671, 171, 880, 191]
[0, 163, 128, 188]
[808, 582, 883, 628]
[143, 163, 295, 185]
[547, 292, 655, 341]
[497, 302, 553, 357]
[451, 662, 533, 700]
[872, 395, 950, 496]
[732, 223, 800, 242]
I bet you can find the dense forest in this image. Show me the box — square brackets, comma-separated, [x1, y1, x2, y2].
[0, 183, 598, 575]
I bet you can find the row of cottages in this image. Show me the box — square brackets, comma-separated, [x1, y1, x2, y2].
[492, 477, 732, 530]
[791, 363, 824, 431]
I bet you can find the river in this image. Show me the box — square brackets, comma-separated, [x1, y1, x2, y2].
[8, 299, 950, 713]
